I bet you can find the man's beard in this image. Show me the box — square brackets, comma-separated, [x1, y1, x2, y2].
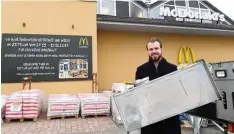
[149, 54, 162, 62]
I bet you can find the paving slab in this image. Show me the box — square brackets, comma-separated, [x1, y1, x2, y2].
[1, 109, 223, 134]
[2, 110, 119, 134]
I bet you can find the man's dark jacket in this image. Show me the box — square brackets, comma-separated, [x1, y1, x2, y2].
[135, 57, 181, 134]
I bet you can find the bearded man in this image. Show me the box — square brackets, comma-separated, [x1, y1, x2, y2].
[135, 38, 182, 134]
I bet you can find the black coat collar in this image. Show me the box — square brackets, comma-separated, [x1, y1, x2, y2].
[147, 57, 168, 80]
[148, 57, 168, 66]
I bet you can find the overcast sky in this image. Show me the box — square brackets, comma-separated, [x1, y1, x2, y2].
[207, 0, 234, 20]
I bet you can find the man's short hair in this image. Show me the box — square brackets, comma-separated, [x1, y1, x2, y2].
[146, 38, 162, 50]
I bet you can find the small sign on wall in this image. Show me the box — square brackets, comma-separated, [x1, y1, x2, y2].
[1, 33, 93, 83]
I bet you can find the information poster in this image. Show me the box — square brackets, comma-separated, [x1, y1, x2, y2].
[1, 33, 93, 83]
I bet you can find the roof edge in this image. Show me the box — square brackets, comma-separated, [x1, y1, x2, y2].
[97, 20, 234, 36]
[97, 14, 234, 31]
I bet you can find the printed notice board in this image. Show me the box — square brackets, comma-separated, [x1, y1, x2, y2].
[1, 33, 93, 83]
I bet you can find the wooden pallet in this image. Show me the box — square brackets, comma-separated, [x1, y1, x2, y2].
[47, 114, 78, 120]
[181, 120, 193, 130]
[81, 114, 110, 118]
[5, 117, 38, 123]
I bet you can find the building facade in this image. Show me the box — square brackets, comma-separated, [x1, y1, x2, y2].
[2, 0, 234, 94]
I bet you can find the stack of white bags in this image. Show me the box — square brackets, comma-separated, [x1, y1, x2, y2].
[47, 94, 80, 117]
[5, 89, 43, 120]
[1, 94, 9, 124]
[78, 93, 110, 117]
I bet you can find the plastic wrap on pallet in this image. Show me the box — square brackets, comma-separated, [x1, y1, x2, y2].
[78, 93, 110, 117]
[111, 83, 127, 93]
[47, 94, 80, 117]
[1, 95, 9, 115]
[102, 91, 112, 99]
[102, 90, 112, 108]
[112, 83, 134, 92]
[1, 94, 9, 124]
[5, 89, 43, 120]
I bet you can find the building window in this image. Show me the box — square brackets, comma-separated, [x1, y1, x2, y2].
[164, 5, 175, 10]
[97, 0, 101, 14]
[99, 0, 115, 16]
[175, 0, 186, 6]
[116, 1, 129, 17]
[130, 2, 143, 18]
[199, 3, 207, 9]
[150, 5, 164, 19]
[165, 0, 175, 6]
[189, 0, 199, 8]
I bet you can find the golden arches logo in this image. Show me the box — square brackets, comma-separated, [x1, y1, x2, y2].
[178, 46, 196, 64]
[79, 38, 89, 46]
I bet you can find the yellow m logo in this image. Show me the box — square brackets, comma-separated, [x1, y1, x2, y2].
[178, 46, 196, 64]
[79, 38, 89, 45]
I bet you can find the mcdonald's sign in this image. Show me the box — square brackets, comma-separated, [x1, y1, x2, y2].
[79, 38, 89, 46]
[178, 46, 196, 64]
